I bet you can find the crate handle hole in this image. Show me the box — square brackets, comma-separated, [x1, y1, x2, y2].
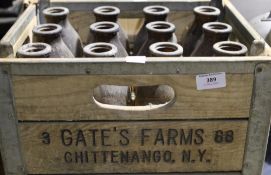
[93, 85, 175, 111]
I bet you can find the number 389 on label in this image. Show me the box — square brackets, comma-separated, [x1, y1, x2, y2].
[207, 77, 217, 83]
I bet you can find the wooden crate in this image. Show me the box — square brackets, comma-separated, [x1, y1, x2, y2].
[0, 0, 271, 175]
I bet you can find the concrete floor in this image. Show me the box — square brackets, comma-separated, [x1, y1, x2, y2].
[231, 0, 271, 20]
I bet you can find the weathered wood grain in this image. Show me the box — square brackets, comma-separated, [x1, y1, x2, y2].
[19, 120, 248, 174]
[13, 74, 253, 121]
[0, 67, 25, 175]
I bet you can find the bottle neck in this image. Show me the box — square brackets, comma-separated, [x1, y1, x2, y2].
[93, 6, 120, 23]
[17, 52, 50, 58]
[214, 50, 246, 56]
[149, 42, 183, 57]
[45, 15, 68, 25]
[193, 6, 220, 26]
[33, 24, 63, 44]
[16, 43, 51, 58]
[194, 14, 218, 26]
[95, 14, 118, 22]
[90, 22, 119, 42]
[213, 41, 247, 56]
[143, 5, 169, 23]
[148, 31, 173, 41]
[33, 33, 61, 44]
[144, 14, 167, 23]
[85, 53, 115, 57]
[203, 31, 230, 44]
[84, 43, 117, 57]
[92, 31, 117, 42]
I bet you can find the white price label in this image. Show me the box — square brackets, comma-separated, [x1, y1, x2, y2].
[125, 56, 146, 64]
[196, 72, 226, 90]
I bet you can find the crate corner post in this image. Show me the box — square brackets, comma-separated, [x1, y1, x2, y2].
[0, 65, 26, 175]
[242, 62, 271, 175]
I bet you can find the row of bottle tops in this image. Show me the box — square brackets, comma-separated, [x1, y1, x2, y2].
[16, 5, 248, 58]
[17, 40, 248, 58]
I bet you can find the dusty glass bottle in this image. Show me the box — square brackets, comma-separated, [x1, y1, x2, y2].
[16, 43, 52, 58]
[149, 42, 183, 57]
[93, 6, 129, 51]
[191, 22, 232, 56]
[83, 42, 117, 57]
[87, 21, 128, 57]
[133, 5, 170, 55]
[43, 7, 83, 57]
[137, 21, 177, 56]
[32, 23, 74, 58]
[213, 41, 247, 56]
[182, 6, 220, 56]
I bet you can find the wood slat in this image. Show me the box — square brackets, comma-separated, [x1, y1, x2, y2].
[19, 120, 248, 174]
[0, 5, 36, 58]
[13, 74, 253, 121]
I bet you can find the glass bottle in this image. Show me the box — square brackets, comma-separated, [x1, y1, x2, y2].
[149, 42, 183, 57]
[213, 41, 247, 56]
[93, 6, 129, 51]
[87, 21, 128, 57]
[83, 42, 117, 57]
[133, 5, 170, 55]
[43, 7, 83, 57]
[32, 23, 74, 58]
[191, 22, 232, 56]
[137, 21, 177, 56]
[182, 6, 220, 56]
[16, 43, 52, 58]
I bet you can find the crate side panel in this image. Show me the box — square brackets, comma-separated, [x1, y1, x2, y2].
[13, 74, 253, 121]
[19, 120, 247, 174]
[0, 5, 36, 58]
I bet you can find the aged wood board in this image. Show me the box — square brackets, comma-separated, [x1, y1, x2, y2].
[13, 74, 253, 121]
[19, 120, 247, 174]
[0, 5, 36, 57]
